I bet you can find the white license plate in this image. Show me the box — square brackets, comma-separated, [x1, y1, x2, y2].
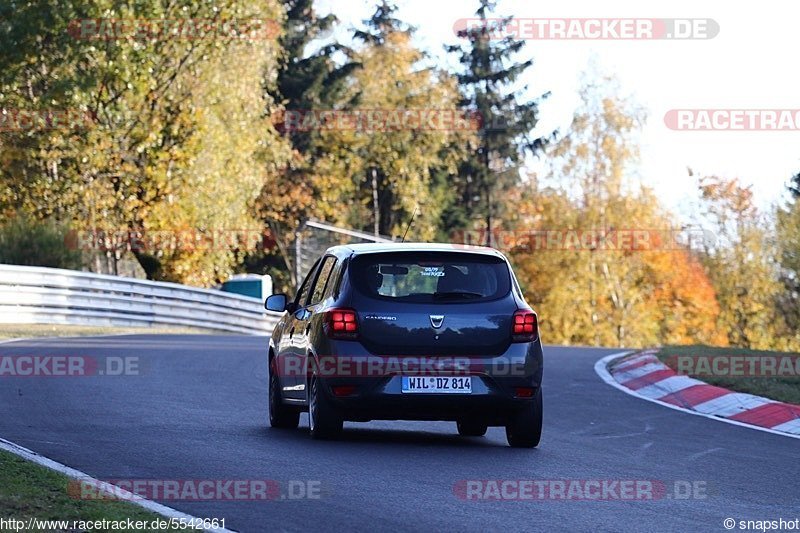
[401, 376, 472, 394]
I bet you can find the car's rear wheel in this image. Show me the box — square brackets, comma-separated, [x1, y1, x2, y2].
[505, 387, 542, 448]
[457, 420, 488, 437]
[269, 360, 299, 429]
[309, 376, 343, 440]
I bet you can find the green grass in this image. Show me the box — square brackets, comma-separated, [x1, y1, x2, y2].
[0, 323, 224, 340]
[0, 449, 183, 532]
[656, 345, 800, 405]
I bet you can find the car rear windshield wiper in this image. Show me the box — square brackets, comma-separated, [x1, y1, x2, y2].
[433, 291, 484, 300]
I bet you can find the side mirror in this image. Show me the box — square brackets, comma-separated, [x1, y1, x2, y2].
[265, 294, 288, 312]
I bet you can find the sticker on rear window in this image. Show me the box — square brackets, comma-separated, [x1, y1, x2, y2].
[421, 267, 445, 277]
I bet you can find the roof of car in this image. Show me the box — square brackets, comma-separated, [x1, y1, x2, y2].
[327, 242, 507, 258]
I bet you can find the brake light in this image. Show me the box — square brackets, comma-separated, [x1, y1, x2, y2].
[512, 310, 538, 342]
[324, 308, 358, 339]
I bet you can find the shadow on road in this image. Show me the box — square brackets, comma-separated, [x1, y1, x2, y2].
[253, 424, 509, 448]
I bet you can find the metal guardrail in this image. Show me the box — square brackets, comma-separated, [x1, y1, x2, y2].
[0, 264, 282, 335]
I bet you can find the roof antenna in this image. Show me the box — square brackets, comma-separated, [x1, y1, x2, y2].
[401, 205, 418, 243]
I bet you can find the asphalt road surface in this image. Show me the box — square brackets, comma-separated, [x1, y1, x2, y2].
[0, 335, 797, 532]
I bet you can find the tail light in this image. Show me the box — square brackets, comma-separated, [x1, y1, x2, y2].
[515, 387, 535, 398]
[324, 308, 358, 340]
[332, 385, 357, 397]
[512, 309, 538, 342]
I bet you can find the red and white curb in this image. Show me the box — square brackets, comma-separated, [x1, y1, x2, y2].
[595, 351, 800, 439]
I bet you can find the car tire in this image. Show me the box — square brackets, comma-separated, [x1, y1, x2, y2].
[269, 360, 299, 429]
[309, 376, 343, 440]
[505, 387, 542, 448]
[457, 420, 488, 437]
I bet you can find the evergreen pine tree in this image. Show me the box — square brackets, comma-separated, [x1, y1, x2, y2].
[445, 0, 552, 242]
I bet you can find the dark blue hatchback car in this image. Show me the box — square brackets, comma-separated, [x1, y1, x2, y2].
[265, 243, 544, 447]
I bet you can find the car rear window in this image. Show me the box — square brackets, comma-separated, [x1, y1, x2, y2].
[349, 251, 511, 303]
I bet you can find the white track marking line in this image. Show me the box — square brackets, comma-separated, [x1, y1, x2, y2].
[0, 337, 34, 345]
[1, 335, 238, 531]
[0, 441, 237, 532]
[594, 352, 800, 441]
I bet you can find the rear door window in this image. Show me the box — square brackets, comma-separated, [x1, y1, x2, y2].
[309, 256, 337, 305]
[294, 259, 320, 307]
[349, 252, 511, 303]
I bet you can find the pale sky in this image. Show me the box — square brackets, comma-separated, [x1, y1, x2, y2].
[316, 0, 800, 218]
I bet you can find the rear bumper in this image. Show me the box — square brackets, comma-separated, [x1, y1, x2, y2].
[329, 381, 539, 424]
[316, 340, 543, 424]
